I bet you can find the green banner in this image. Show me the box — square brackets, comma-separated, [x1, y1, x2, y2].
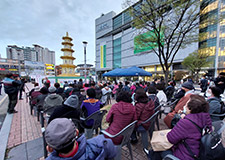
[134, 30, 164, 54]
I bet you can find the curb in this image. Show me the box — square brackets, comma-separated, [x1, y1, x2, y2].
[0, 95, 13, 160]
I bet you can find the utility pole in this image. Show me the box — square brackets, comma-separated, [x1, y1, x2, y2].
[83, 41, 88, 83]
[17, 50, 21, 76]
[215, 0, 221, 78]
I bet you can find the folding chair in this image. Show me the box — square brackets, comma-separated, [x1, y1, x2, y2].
[80, 110, 107, 139]
[101, 120, 137, 160]
[137, 110, 160, 149]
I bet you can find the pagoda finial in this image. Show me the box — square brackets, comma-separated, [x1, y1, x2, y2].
[66, 32, 69, 36]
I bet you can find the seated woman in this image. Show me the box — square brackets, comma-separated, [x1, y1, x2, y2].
[105, 91, 137, 145]
[147, 86, 160, 109]
[80, 88, 103, 127]
[207, 86, 222, 121]
[131, 88, 155, 144]
[156, 83, 167, 105]
[151, 94, 212, 160]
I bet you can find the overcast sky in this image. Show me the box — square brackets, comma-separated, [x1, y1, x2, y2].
[0, 0, 127, 65]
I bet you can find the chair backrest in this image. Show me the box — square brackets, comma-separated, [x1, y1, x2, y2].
[84, 110, 107, 130]
[141, 110, 160, 125]
[154, 104, 162, 112]
[141, 110, 160, 139]
[114, 120, 137, 147]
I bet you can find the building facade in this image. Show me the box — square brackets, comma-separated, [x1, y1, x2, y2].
[7, 44, 55, 65]
[95, 10, 198, 79]
[199, 0, 225, 76]
[0, 58, 21, 78]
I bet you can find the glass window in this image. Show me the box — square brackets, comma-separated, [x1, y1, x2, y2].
[113, 38, 121, 69]
[113, 14, 122, 30]
[123, 11, 131, 24]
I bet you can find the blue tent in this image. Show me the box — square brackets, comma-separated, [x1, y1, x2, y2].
[103, 66, 152, 77]
[120, 66, 152, 76]
[102, 68, 123, 77]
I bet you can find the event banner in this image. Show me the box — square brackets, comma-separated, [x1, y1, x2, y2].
[134, 30, 164, 54]
[100, 43, 106, 68]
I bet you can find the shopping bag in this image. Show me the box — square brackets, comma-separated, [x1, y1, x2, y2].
[151, 129, 173, 151]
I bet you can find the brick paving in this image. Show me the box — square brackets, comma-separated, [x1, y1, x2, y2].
[6, 83, 168, 160]
[7, 84, 42, 149]
[7, 98, 42, 149]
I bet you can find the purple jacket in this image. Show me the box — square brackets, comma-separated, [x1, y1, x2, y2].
[167, 113, 212, 160]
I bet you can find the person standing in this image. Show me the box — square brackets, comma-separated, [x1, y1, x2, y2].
[0, 80, 2, 95]
[200, 75, 208, 93]
[3, 73, 21, 114]
[214, 72, 225, 94]
[19, 78, 26, 100]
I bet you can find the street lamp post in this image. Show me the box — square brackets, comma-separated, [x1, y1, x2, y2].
[83, 41, 88, 83]
[17, 50, 21, 76]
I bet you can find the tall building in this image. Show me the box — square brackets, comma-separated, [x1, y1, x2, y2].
[23, 46, 37, 61]
[199, 0, 225, 76]
[7, 44, 55, 64]
[33, 44, 55, 64]
[95, 10, 197, 78]
[6, 45, 24, 60]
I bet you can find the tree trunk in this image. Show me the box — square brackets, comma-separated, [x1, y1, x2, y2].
[164, 70, 169, 87]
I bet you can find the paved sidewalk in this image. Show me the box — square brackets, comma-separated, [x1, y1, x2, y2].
[7, 98, 42, 149]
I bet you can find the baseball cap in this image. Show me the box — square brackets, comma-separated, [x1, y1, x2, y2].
[45, 118, 77, 150]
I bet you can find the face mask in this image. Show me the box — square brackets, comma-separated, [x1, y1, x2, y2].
[183, 106, 187, 114]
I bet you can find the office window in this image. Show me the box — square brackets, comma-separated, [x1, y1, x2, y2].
[113, 38, 121, 69]
[123, 11, 131, 24]
[113, 14, 122, 29]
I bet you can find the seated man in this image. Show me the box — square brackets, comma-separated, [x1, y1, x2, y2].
[54, 82, 64, 97]
[48, 95, 80, 124]
[45, 118, 117, 160]
[44, 86, 63, 115]
[101, 83, 112, 105]
[30, 84, 41, 106]
[164, 81, 194, 128]
[36, 87, 49, 111]
[80, 88, 103, 127]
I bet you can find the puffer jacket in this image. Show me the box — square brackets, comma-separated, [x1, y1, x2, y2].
[3, 77, 21, 94]
[105, 101, 137, 145]
[46, 134, 117, 160]
[135, 100, 155, 130]
[44, 94, 63, 114]
[167, 113, 212, 160]
[207, 97, 221, 121]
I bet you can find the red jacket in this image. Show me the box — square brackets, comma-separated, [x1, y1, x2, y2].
[164, 93, 192, 128]
[135, 100, 155, 130]
[105, 101, 137, 145]
[31, 91, 41, 105]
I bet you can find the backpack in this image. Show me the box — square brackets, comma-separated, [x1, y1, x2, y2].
[183, 118, 225, 160]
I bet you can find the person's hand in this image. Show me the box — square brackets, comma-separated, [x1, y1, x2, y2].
[178, 110, 183, 114]
[218, 81, 224, 84]
[180, 113, 186, 119]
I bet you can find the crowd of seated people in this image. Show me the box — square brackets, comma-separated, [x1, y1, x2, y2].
[26, 76, 225, 160]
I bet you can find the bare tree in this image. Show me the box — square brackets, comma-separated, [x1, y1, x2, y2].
[123, 0, 207, 85]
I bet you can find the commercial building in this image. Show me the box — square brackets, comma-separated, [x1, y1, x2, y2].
[95, 9, 197, 79]
[199, 0, 225, 76]
[0, 58, 21, 78]
[7, 44, 55, 65]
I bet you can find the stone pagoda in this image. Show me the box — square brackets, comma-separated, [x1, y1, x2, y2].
[59, 32, 77, 77]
